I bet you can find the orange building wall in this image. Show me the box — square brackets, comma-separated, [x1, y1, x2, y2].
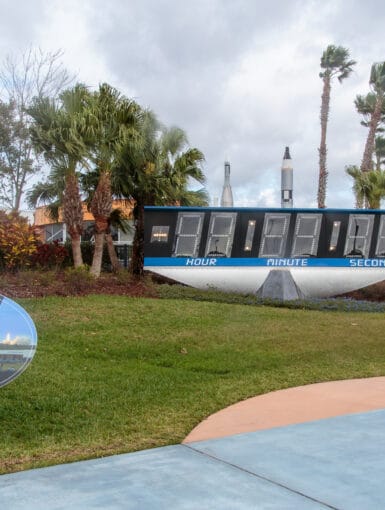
[34, 199, 134, 227]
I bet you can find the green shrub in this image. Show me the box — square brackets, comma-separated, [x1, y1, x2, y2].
[157, 284, 385, 313]
[64, 266, 94, 293]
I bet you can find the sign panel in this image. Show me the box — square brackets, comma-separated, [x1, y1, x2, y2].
[145, 257, 385, 268]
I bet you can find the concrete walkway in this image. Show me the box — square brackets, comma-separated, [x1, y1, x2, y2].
[2, 377, 385, 509]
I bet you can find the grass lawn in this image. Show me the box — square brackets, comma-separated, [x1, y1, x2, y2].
[1, 294, 385, 474]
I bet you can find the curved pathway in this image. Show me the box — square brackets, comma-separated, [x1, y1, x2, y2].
[184, 376, 385, 442]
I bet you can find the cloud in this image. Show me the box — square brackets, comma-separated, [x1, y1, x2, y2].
[2, 0, 385, 209]
[1, 333, 32, 346]
[0, 0, 48, 52]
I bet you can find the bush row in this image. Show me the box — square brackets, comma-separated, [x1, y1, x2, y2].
[0, 211, 131, 272]
[0, 240, 116, 272]
[157, 284, 385, 313]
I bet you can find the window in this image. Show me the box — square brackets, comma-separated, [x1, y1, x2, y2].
[118, 220, 134, 244]
[172, 212, 204, 257]
[44, 223, 64, 242]
[291, 214, 321, 257]
[205, 212, 237, 257]
[109, 225, 119, 242]
[81, 221, 95, 242]
[259, 213, 290, 257]
[375, 215, 385, 257]
[151, 225, 170, 243]
[329, 221, 341, 252]
[344, 214, 374, 258]
[244, 220, 256, 251]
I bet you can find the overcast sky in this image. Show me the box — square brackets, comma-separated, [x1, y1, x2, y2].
[1, 0, 385, 209]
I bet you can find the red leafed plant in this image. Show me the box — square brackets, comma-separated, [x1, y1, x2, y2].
[30, 241, 69, 269]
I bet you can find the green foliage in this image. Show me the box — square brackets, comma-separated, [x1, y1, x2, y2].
[369, 62, 385, 93]
[359, 62, 385, 174]
[0, 100, 37, 211]
[0, 211, 37, 271]
[27, 82, 207, 275]
[64, 266, 94, 293]
[345, 165, 385, 208]
[320, 45, 356, 81]
[375, 136, 385, 170]
[354, 93, 385, 128]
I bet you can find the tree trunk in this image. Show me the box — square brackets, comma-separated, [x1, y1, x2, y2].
[361, 94, 384, 173]
[90, 171, 112, 277]
[129, 201, 144, 277]
[106, 232, 121, 272]
[63, 173, 84, 267]
[13, 187, 23, 214]
[90, 232, 105, 277]
[317, 76, 330, 209]
[70, 232, 83, 268]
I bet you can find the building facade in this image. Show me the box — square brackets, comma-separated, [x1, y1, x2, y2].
[33, 200, 135, 246]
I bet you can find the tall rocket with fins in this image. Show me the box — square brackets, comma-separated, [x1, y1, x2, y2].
[281, 147, 293, 208]
[220, 161, 234, 207]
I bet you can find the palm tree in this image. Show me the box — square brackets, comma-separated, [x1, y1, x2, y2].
[28, 85, 90, 267]
[158, 126, 206, 204]
[355, 92, 385, 129]
[115, 112, 207, 276]
[81, 83, 141, 277]
[346, 165, 385, 209]
[355, 92, 385, 171]
[360, 62, 385, 174]
[318, 45, 356, 208]
[375, 136, 385, 170]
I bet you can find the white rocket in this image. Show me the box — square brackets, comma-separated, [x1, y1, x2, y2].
[220, 161, 234, 207]
[281, 147, 293, 208]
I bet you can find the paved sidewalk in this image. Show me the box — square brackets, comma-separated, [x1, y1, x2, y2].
[2, 378, 385, 509]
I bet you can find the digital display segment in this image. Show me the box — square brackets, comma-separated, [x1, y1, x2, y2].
[244, 220, 256, 251]
[172, 212, 204, 257]
[150, 225, 170, 243]
[205, 213, 237, 257]
[259, 213, 290, 257]
[291, 214, 322, 257]
[375, 215, 385, 257]
[329, 221, 341, 252]
[344, 214, 374, 258]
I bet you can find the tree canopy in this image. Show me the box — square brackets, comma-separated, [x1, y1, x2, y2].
[360, 62, 385, 174]
[0, 48, 75, 212]
[26, 83, 208, 277]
